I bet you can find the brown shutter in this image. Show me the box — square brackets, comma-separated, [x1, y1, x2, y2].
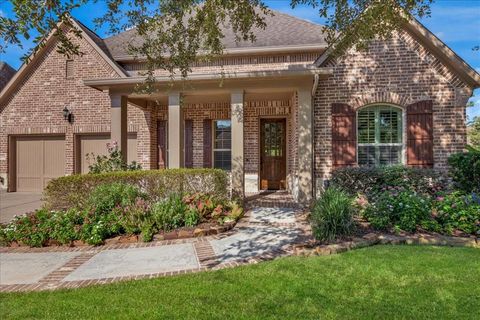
[203, 119, 213, 168]
[331, 103, 357, 168]
[184, 119, 193, 168]
[407, 100, 433, 167]
[157, 120, 167, 169]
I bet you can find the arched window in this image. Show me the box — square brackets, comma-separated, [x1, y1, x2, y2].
[357, 105, 403, 166]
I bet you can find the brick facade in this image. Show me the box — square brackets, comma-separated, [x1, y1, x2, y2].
[0, 24, 475, 197]
[313, 30, 473, 193]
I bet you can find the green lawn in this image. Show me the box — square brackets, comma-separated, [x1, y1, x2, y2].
[1, 245, 479, 319]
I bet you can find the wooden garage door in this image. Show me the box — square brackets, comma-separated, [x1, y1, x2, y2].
[16, 136, 65, 192]
[78, 134, 137, 174]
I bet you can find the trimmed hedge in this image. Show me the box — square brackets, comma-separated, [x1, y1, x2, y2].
[44, 169, 230, 210]
[329, 166, 448, 198]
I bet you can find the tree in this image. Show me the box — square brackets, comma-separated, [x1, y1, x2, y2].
[468, 116, 480, 148]
[0, 0, 433, 89]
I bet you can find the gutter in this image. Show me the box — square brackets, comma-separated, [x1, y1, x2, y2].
[83, 67, 334, 89]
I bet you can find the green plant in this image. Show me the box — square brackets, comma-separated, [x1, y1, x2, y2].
[152, 194, 189, 232]
[44, 169, 229, 211]
[448, 146, 480, 193]
[119, 198, 153, 235]
[311, 187, 355, 242]
[364, 189, 432, 232]
[433, 192, 480, 235]
[49, 209, 83, 245]
[1, 209, 54, 247]
[87, 142, 141, 174]
[87, 182, 144, 215]
[330, 166, 448, 200]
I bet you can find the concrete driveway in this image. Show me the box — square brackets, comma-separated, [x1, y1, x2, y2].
[0, 190, 43, 224]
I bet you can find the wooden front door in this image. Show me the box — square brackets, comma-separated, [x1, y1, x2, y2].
[260, 118, 287, 190]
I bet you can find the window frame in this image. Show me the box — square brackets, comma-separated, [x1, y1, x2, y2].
[212, 119, 232, 170]
[356, 104, 406, 167]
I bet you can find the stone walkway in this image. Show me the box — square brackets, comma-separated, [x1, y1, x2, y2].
[0, 207, 310, 292]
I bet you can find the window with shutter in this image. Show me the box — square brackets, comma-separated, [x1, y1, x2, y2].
[212, 120, 231, 170]
[357, 105, 403, 167]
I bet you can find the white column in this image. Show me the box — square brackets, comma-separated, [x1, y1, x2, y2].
[168, 92, 183, 168]
[231, 90, 244, 199]
[110, 94, 128, 161]
[297, 89, 313, 204]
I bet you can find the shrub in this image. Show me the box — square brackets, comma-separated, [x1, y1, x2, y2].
[49, 209, 83, 244]
[330, 166, 448, 199]
[364, 189, 432, 232]
[311, 187, 355, 242]
[87, 142, 141, 174]
[152, 193, 190, 232]
[448, 146, 480, 193]
[433, 192, 480, 235]
[44, 169, 229, 211]
[87, 182, 144, 215]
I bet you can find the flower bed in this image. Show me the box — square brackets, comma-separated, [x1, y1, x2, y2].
[0, 181, 243, 247]
[315, 157, 480, 242]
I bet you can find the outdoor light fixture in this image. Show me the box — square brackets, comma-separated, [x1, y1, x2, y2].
[63, 106, 73, 123]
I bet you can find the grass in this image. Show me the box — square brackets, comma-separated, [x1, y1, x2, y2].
[1, 245, 479, 319]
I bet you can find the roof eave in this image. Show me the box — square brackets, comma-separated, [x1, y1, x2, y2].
[83, 67, 333, 90]
[112, 44, 327, 62]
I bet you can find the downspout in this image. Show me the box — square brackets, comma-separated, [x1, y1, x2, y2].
[311, 73, 319, 200]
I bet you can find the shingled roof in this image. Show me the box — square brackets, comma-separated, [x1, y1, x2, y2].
[0, 62, 16, 92]
[103, 10, 328, 58]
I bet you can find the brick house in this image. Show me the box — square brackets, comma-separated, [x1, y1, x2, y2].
[0, 12, 479, 204]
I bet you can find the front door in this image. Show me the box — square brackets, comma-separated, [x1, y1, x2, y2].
[260, 118, 287, 190]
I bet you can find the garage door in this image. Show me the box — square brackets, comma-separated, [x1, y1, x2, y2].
[16, 136, 65, 192]
[78, 134, 137, 174]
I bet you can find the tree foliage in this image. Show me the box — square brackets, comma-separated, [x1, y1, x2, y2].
[468, 116, 480, 148]
[0, 0, 433, 88]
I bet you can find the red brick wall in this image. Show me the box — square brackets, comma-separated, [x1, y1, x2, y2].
[0, 34, 148, 187]
[313, 30, 472, 189]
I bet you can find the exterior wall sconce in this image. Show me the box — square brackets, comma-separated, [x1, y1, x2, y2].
[63, 106, 73, 123]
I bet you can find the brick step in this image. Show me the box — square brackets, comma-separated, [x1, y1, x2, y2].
[245, 200, 300, 209]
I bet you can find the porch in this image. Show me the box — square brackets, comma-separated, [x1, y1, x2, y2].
[85, 70, 329, 204]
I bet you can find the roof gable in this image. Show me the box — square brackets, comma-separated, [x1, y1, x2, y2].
[0, 17, 127, 105]
[314, 17, 480, 88]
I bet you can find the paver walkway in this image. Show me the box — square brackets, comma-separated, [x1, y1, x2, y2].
[0, 207, 310, 292]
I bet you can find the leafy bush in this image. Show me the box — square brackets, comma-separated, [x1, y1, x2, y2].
[87, 182, 144, 215]
[330, 166, 448, 199]
[311, 187, 355, 242]
[152, 193, 190, 232]
[433, 192, 480, 235]
[87, 142, 141, 174]
[44, 169, 229, 211]
[448, 146, 480, 193]
[364, 189, 431, 232]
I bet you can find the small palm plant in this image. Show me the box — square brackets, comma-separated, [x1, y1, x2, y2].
[311, 187, 355, 242]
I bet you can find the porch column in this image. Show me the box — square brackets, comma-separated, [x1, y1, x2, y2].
[231, 90, 245, 199]
[297, 89, 313, 204]
[168, 91, 183, 168]
[110, 94, 128, 161]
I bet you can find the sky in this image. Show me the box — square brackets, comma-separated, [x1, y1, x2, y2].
[0, 0, 479, 119]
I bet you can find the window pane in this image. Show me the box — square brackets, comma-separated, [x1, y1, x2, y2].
[358, 109, 375, 143]
[213, 151, 231, 170]
[213, 120, 231, 170]
[357, 105, 403, 167]
[358, 145, 376, 166]
[379, 108, 401, 143]
[379, 145, 402, 166]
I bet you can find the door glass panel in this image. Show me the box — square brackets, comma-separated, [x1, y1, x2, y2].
[263, 121, 284, 157]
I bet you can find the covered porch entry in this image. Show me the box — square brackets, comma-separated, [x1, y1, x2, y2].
[85, 70, 325, 204]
